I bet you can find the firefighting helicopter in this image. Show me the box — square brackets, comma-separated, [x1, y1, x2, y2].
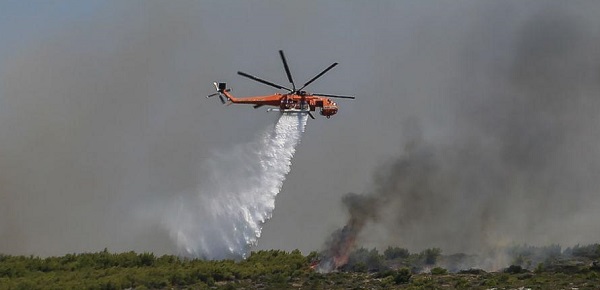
[207, 50, 355, 119]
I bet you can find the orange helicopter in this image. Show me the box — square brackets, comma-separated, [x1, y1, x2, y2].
[207, 50, 355, 119]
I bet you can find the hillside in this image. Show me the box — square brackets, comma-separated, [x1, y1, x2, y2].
[1, 245, 599, 289]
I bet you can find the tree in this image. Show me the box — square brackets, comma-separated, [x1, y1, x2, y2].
[421, 248, 442, 265]
[384, 246, 409, 260]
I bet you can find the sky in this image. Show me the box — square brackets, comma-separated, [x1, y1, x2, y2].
[1, 1, 600, 257]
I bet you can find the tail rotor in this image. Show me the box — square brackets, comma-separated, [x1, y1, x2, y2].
[206, 82, 229, 104]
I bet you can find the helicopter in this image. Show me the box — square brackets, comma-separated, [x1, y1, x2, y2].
[207, 50, 355, 119]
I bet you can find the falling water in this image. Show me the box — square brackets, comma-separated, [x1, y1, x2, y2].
[163, 113, 307, 259]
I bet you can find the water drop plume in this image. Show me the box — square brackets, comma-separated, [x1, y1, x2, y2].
[163, 113, 307, 259]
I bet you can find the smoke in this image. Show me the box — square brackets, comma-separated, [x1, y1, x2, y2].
[162, 113, 307, 259]
[319, 3, 600, 272]
[317, 193, 378, 272]
[0, 2, 311, 256]
[2, 1, 600, 261]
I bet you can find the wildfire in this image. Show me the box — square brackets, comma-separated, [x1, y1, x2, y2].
[317, 216, 366, 272]
[316, 192, 379, 272]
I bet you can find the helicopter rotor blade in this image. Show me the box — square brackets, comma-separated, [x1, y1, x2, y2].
[207, 92, 227, 104]
[312, 93, 355, 99]
[279, 50, 296, 91]
[237, 71, 292, 92]
[298, 62, 338, 91]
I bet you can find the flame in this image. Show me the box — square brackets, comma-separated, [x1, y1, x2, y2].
[309, 260, 319, 270]
[317, 216, 366, 272]
[317, 192, 378, 273]
[331, 228, 357, 268]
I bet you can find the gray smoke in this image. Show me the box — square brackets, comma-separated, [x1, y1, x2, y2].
[0, 2, 277, 256]
[1, 1, 600, 259]
[317, 2, 600, 270]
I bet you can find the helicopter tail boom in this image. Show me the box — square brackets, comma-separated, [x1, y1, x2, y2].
[207, 82, 239, 104]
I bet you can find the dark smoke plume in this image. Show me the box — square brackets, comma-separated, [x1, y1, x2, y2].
[319, 4, 600, 271]
[318, 193, 378, 272]
[318, 141, 440, 271]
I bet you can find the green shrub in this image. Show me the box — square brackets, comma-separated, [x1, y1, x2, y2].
[535, 263, 544, 273]
[394, 268, 412, 284]
[431, 267, 448, 275]
[505, 265, 525, 274]
[453, 277, 469, 288]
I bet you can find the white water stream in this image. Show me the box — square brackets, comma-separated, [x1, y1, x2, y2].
[163, 113, 307, 259]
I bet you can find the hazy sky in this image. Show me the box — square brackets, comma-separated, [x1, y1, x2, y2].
[1, 1, 600, 257]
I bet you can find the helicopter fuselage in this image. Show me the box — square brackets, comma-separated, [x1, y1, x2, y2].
[221, 91, 339, 117]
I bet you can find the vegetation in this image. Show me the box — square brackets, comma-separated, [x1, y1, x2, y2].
[0, 244, 599, 289]
[430, 267, 448, 275]
[384, 246, 410, 260]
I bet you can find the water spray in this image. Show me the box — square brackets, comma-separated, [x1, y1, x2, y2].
[163, 113, 307, 259]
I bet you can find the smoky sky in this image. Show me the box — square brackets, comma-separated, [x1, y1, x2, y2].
[328, 2, 600, 254]
[1, 1, 600, 257]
